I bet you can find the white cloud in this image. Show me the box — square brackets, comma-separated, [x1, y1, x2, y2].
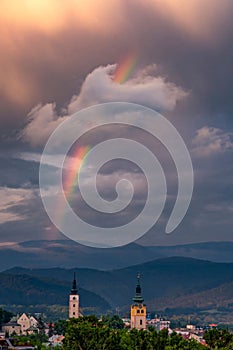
[0, 241, 44, 253]
[0, 187, 34, 224]
[68, 64, 187, 113]
[21, 103, 68, 147]
[192, 126, 233, 157]
[21, 64, 187, 147]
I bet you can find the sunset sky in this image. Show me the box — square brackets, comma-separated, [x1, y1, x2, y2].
[0, 0, 233, 247]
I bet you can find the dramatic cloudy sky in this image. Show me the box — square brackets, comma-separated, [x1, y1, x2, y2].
[0, 0, 233, 247]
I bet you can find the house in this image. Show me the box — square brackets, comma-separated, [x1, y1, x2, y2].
[17, 313, 31, 334]
[48, 335, 65, 347]
[2, 313, 47, 336]
[2, 322, 21, 336]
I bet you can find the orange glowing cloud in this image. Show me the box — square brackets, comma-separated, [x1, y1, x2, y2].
[0, 0, 124, 33]
[0, 0, 125, 111]
[0, 0, 231, 118]
[146, 0, 232, 40]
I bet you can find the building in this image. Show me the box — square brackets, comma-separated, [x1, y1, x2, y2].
[69, 273, 79, 318]
[2, 322, 21, 336]
[130, 274, 146, 330]
[147, 318, 171, 331]
[17, 313, 32, 334]
[17, 313, 42, 335]
[2, 313, 47, 336]
[48, 334, 65, 347]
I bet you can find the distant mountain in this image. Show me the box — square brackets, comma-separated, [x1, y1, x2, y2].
[0, 240, 155, 271]
[5, 257, 233, 309]
[1, 240, 233, 271]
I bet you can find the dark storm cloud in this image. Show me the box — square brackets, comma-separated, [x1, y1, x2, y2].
[0, 157, 39, 188]
[1, 0, 233, 246]
[0, 191, 64, 242]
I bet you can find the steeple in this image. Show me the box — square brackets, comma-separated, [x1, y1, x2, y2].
[70, 272, 78, 295]
[130, 273, 146, 330]
[133, 273, 144, 304]
[69, 272, 79, 318]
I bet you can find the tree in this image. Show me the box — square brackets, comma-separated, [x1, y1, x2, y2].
[63, 316, 207, 350]
[48, 322, 53, 338]
[37, 316, 45, 335]
[101, 315, 124, 329]
[0, 307, 13, 328]
[54, 319, 68, 335]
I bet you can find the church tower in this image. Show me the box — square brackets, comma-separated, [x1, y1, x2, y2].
[130, 274, 146, 330]
[69, 273, 79, 318]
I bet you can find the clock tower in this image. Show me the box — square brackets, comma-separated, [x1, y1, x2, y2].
[130, 274, 146, 330]
[69, 272, 79, 318]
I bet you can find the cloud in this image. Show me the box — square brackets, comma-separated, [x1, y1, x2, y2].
[21, 64, 187, 147]
[1, 0, 233, 135]
[21, 104, 68, 148]
[0, 187, 33, 224]
[192, 126, 233, 157]
[1, 0, 233, 247]
[147, 0, 233, 41]
[68, 64, 187, 112]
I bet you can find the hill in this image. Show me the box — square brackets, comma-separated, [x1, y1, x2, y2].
[0, 273, 110, 312]
[148, 281, 233, 312]
[5, 257, 233, 309]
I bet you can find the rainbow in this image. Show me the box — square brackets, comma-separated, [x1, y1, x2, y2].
[49, 146, 90, 236]
[63, 145, 90, 201]
[113, 53, 138, 84]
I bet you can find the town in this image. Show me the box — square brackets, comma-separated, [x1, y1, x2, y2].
[0, 274, 229, 349]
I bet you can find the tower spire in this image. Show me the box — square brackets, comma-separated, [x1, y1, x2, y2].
[70, 272, 78, 295]
[133, 273, 144, 303]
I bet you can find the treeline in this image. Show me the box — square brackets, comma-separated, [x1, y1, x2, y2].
[204, 329, 233, 349]
[63, 316, 205, 350]
[0, 307, 13, 328]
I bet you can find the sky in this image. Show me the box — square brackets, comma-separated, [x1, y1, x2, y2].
[0, 0, 233, 248]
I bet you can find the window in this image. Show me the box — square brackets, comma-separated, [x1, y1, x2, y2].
[140, 320, 142, 325]
[73, 304, 75, 307]
[73, 297, 76, 300]
[141, 310, 144, 314]
[137, 310, 140, 314]
[73, 312, 75, 315]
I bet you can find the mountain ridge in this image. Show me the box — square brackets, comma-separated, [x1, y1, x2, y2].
[1, 240, 233, 271]
[4, 256, 233, 307]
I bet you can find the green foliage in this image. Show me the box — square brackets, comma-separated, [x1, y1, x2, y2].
[101, 315, 124, 329]
[62, 317, 206, 350]
[11, 333, 48, 349]
[204, 329, 233, 349]
[54, 319, 69, 335]
[0, 307, 13, 327]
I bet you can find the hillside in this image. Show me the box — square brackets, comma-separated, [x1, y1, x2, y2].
[0, 273, 110, 312]
[148, 282, 233, 312]
[5, 257, 233, 309]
